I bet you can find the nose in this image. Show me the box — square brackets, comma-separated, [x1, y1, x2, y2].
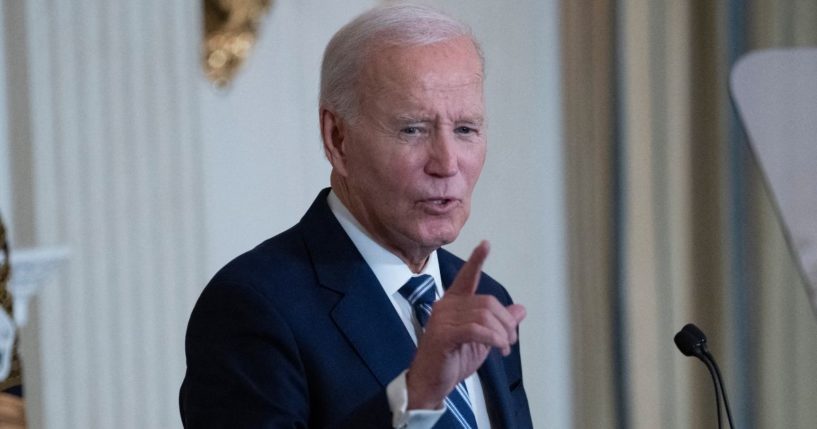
[424, 132, 459, 177]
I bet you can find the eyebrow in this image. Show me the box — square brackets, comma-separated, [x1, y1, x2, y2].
[394, 114, 432, 123]
[393, 114, 485, 125]
[457, 117, 484, 126]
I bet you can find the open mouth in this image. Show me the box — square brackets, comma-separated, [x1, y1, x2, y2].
[418, 198, 459, 213]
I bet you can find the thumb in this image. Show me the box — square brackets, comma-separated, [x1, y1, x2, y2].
[447, 240, 490, 296]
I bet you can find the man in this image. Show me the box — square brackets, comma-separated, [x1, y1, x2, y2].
[180, 4, 532, 428]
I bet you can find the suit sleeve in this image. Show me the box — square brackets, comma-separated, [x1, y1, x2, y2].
[179, 281, 395, 428]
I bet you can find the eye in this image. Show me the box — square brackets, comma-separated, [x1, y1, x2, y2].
[455, 126, 477, 135]
[400, 125, 430, 136]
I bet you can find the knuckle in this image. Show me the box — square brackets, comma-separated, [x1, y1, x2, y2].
[475, 295, 492, 306]
[478, 295, 500, 309]
[475, 308, 492, 324]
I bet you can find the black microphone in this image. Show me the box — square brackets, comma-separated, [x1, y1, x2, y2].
[674, 323, 735, 429]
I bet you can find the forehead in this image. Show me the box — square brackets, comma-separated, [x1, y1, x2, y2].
[358, 37, 484, 104]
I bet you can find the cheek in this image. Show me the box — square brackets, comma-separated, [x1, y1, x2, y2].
[345, 142, 393, 185]
[382, 152, 426, 189]
[462, 145, 487, 184]
[351, 150, 418, 205]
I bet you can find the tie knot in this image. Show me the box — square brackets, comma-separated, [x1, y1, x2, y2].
[398, 274, 437, 307]
[400, 275, 438, 327]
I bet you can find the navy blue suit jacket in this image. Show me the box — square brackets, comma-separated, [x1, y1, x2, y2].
[180, 189, 532, 428]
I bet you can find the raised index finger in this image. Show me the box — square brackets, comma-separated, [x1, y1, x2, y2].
[447, 240, 490, 296]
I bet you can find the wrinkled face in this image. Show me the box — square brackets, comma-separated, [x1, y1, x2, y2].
[327, 37, 486, 264]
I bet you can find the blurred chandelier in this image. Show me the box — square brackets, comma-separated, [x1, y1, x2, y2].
[203, 0, 274, 87]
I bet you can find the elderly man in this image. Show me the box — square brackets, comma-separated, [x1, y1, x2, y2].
[180, 4, 532, 428]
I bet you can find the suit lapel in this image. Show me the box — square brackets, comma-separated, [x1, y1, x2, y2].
[439, 249, 515, 429]
[299, 189, 417, 387]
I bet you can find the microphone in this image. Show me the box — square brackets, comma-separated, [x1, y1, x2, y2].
[674, 323, 735, 429]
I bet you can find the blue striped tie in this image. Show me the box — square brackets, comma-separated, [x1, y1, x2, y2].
[399, 275, 479, 429]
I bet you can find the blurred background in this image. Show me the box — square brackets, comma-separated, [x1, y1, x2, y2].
[0, 0, 815, 427]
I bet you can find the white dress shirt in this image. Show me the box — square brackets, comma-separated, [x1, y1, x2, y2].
[327, 191, 491, 429]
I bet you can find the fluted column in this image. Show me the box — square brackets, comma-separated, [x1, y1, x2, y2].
[9, 0, 206, 427]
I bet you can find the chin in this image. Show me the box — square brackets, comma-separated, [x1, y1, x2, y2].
[416, 223, 463, 249]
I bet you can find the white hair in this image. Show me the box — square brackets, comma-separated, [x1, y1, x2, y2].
[319, 3, 484, 120]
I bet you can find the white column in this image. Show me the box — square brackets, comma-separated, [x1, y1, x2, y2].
[13, 0, 206, 427]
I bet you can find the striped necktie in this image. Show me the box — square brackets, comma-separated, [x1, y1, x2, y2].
[399, 275, 479, 429]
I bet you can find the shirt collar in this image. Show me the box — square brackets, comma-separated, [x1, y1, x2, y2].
[327, 190, 443, 297]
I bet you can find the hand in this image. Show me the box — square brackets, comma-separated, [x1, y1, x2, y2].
[405, 241, 526, 410]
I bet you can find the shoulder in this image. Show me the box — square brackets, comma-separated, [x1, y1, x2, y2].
[211, 225, 311, 292]
[204, 188, 336, 297]
[189, 223, 322, 327]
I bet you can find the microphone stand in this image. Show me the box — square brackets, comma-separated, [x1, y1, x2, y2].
[674, 323, 736, 429]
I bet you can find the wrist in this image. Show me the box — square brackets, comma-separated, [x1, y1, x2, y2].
[405, 370, 445, 410]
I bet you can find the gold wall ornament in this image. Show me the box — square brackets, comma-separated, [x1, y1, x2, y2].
[203, 0, 274, 87]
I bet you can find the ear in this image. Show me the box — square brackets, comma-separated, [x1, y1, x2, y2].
[320, 108, 350, 177]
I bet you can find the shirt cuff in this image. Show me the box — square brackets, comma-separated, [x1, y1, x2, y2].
[386, 370, 445, 429]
